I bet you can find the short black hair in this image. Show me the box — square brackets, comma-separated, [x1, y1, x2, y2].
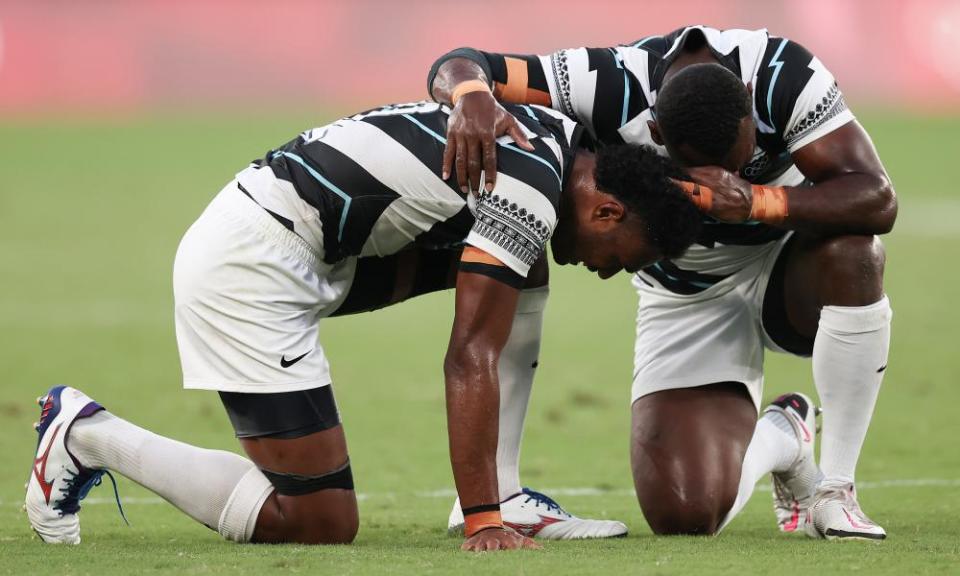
[594, 144, 702, 259]
[655, 62, 752, 162]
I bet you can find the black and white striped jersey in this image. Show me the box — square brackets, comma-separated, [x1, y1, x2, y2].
[236, 101, 583, 278]
[450, 26, 855, 294]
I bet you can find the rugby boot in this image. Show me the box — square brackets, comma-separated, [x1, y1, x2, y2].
[805, 483, 886, 540]
[765, 392, 823, 533]
[25, 385, 118, 544]
[448, 487, 628, 539]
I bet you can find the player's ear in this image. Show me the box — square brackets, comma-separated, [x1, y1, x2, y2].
[647, 120, 664, 146]
[746, 81, 754, 97]
[594, 200, 626, 223]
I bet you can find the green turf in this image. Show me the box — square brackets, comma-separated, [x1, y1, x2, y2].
[1, 111, 958, 574]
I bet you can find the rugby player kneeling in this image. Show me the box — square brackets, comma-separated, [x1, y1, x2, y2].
[25, 100, 701, 551]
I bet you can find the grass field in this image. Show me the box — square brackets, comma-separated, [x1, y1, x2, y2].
[1, 111, 958, 575]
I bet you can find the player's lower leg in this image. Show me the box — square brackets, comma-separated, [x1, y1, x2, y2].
[717, 392, 821, 533]
[780, 234, 890, 540]
[27, 386, 273, 544]
[27, 385, 357, 545]
[494, 286, 547, 501]
[808, 296, 891, 540]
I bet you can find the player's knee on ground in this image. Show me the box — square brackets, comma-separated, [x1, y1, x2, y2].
[814, 234, 886, 305]
[633, 455, 738, 535]
[254, 464, 360, 544]
[222, 388, 359, 544]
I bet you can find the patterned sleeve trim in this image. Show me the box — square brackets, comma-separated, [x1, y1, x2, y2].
[468, 191, 552, 275]
[550, 51, 577, 120]
[785, 82, 850, 150]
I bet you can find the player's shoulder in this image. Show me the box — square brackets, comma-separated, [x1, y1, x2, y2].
[510, 105, 582, 147]
[624, 26, 769, 59]
[488, 105, 583, 214]
[751, 36, 850, 147]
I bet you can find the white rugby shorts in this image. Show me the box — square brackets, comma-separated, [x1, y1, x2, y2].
[173, 180, 356, 393]
[631, 233, 796, 412]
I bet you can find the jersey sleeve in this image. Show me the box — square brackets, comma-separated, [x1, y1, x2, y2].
[542, 47, 646, 143]
[428, 46, 645, 143]
[464, 156, 560, 277]
[754, 38, 856, 153]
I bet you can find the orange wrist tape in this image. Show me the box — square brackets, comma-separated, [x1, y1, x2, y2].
[750, 185, 789, 223]
[464, 510, 503, 537]
[672, 179, 714, 212]
[452, 80, 492, 106]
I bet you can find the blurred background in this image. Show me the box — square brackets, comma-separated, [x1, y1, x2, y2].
[1, 0, 958, 115]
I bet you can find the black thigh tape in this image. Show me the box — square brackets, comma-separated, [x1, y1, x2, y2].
[219, 385, 341, 439]
[261, 461, 355, 495]
[458, 261, 524, 289]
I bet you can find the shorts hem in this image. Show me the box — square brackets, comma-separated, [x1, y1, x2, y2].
[184, 378, 332, 394]
[631, 373, 762, 412]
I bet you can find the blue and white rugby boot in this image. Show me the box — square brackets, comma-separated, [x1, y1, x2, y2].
[765, 392, 823, 534]
[448, 488, 628, 539]
[25, 386, 109, 544]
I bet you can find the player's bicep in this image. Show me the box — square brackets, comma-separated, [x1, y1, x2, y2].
[459, 247, 524, 289]
[450, 248, 520, 356]
[790, 120, 886, 183]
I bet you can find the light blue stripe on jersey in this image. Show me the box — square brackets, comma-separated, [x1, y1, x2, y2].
[498, 142, 561, 186]
[633, 36, 656, 47]
[609, 48, 630, 127]
[520, 105, 538, 120]
[766, 38, 790, 133]
[272, 150, 352, 242]
[405, 107, 560, 186]
[402, 114, 447, 144]
[650, 262, 713, 289]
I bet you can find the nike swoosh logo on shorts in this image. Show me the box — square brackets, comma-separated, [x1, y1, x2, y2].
[280, 351, 310, 368]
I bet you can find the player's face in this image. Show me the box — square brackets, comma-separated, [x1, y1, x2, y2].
[552, 209, 661, 280]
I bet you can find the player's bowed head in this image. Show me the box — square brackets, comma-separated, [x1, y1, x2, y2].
[551, 144, 703, 279]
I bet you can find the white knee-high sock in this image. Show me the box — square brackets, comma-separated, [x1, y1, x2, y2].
[717, 411, 798, 531]
[814, 296, 892, 487]
[69, 411, 273, 542]
[496, 286, 548, 501]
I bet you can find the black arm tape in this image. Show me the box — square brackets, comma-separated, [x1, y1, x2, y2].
[427, 47, 494, 99]
[458, 261, 524, 289]
[261, 461, 354, 495]
[462, 503, 501, 516]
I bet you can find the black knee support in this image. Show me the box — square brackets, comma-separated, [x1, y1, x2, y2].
[261, 461, 355, 495]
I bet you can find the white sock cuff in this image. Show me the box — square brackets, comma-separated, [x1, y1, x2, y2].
[820, 296, 892, 334]
[218, 467, 274, 543]
[516, 286, 549, 314]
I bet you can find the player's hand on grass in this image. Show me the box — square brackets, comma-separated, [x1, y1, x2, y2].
[442, 91, 534, 194]
[461, 527, 541, 552]
[685, 166, 754, 223]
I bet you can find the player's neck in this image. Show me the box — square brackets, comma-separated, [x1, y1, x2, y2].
[664, 46, 719, 85]
[563, 151, 596, 205]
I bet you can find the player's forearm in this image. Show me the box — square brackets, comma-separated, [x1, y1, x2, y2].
[783, 172, 897, 235]
[432, 57, 490, 106]
[443, 350, 501, 510]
